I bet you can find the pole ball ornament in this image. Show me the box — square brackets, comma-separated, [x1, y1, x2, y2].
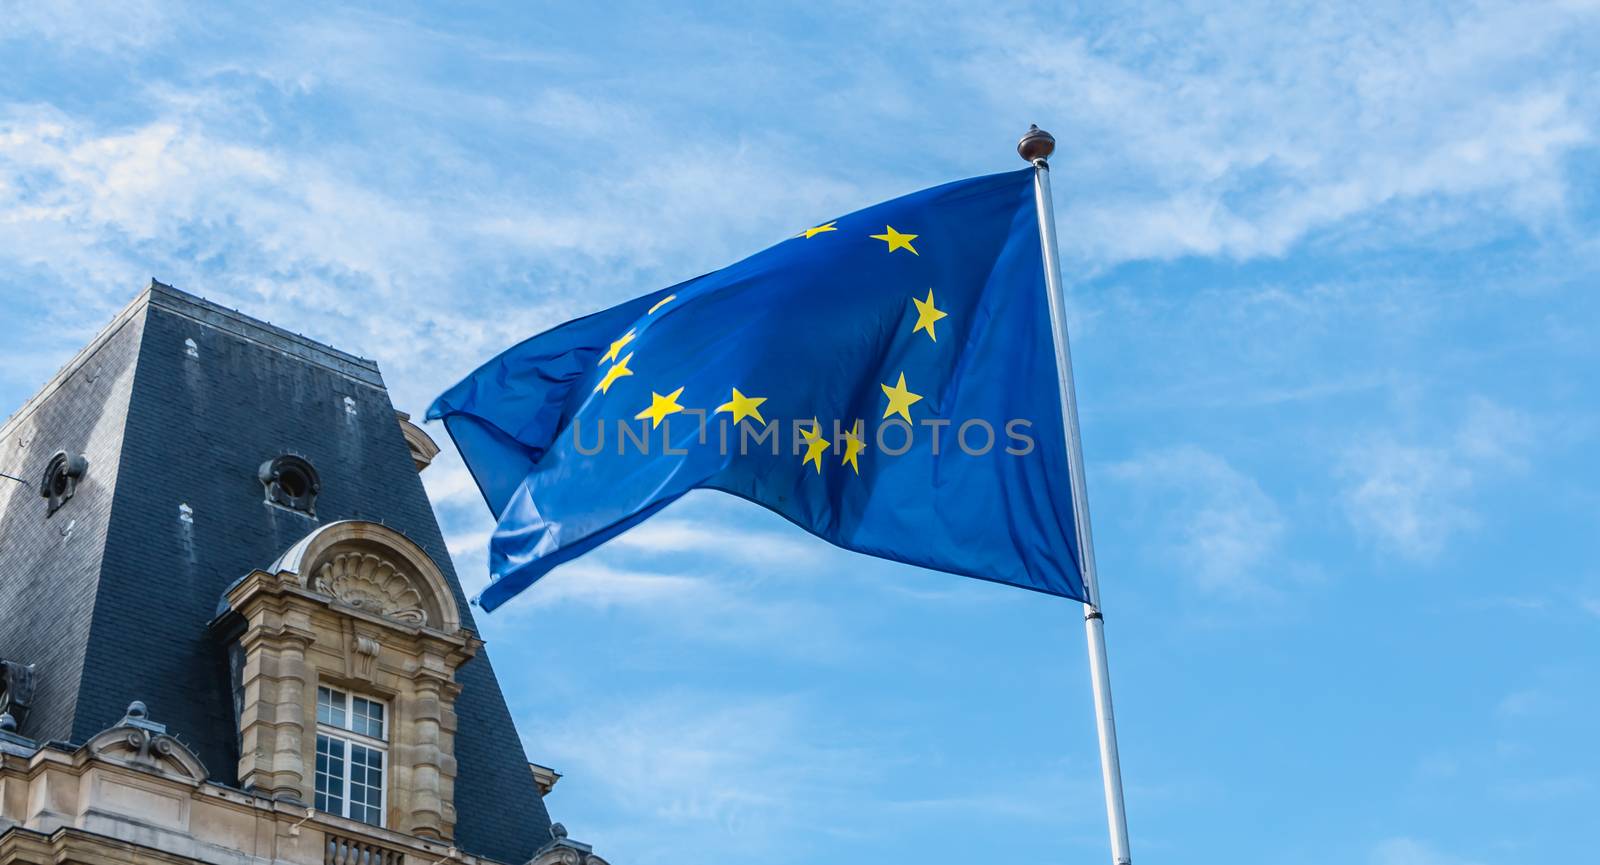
[1018, 124, 1056, 163]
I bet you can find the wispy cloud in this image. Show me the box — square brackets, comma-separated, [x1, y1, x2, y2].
[1495, 687, 1559, 719]
[962, 1, 1598, 267]
[510, 561, 712, 610]
[439, 498, 855, 660]
[527, 691, 1099, 864]
[491, 554, 854, 661]
[1105, 446, 1286, 595]
[1371, 838, 1490, 865]
[1491, 775, 1593, 801]
[1339, 398, 1533, 559]
[607, 517, 823, 565]
[0, 0, 174, 53]
[527, 692, 869, 862]
[0, 48, 861, 422]
[1338, 440, 1477, 559]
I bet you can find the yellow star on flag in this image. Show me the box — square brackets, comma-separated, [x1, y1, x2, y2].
[634, 386, 686, 428]
[600, 329, 636, 365]
[880, 372, 923, 424]
[714, 387, 767, 425]
[840, 424, 865, 474]
[870, 225, 918, 255]
[800, 221, 838, 239]
[648, 294, 677, 314]
[594, 352, 634, 394]
[799, 419, 830, 474]
[911, 289, 947, 342]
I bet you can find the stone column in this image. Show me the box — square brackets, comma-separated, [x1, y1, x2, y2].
[397, 653, 454, 839]
[234, 584, 316, 802]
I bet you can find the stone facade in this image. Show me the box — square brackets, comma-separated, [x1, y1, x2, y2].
[223, 520, 476, 840]
[0, 703, 608, 865]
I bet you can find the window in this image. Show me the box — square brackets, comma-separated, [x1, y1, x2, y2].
[314, 686, 387, 826]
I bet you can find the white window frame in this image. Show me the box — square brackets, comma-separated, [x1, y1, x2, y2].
[314, 685, 388, 827]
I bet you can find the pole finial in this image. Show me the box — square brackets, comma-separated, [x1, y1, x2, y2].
[1018, 124, 1055, 163]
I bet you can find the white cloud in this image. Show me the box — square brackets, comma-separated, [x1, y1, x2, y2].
[1339, 440, 1476, 559]
[438, 497, 854, 658]
[0, 42, 862, 421]
[607, 517, 823, 566]
[1495, 688, 1558, 719]
[513, 561, 713, 611]
[483, 553, 853, 662]
[1454, 399, 1536, 468]
[961, 1, 1598, 267]
[1105, 446, 1285, 594]
[1492, 775, 1593, 801]
[444, 526, 493, 559]
[527, 692, 868, 860]
[1339, 399, 1532, 559]
[1372, 838, 1490, 865]
[0, 0, 173, 53]
[422, 453, 486, 513]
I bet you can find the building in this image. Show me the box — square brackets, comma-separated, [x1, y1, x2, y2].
[0, 282, 607, 865]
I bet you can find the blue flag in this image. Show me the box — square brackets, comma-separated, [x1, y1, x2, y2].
[429, 168, 1086, 610]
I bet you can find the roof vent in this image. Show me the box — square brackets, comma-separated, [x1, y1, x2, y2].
[0, 659, 35, 730]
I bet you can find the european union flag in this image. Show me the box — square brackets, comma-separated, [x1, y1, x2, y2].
[429, 168, 1086, 610]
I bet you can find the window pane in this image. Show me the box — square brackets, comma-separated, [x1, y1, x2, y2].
[314, 734, 345, 817]
[348, 743, 384, 826]
[351, 696, 385, 739]
[317, 687, 347, 728]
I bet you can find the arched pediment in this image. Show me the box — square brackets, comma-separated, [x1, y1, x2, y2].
[267, 520, 462, 633]
[84, 702, 208, 784]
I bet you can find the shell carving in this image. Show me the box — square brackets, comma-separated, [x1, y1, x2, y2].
[314, 552, 428, 626]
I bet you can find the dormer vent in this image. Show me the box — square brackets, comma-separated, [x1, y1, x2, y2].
[259, 454, 321, 514]
[40, 451, 87, 516]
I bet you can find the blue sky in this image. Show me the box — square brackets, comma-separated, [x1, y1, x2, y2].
[3, 2, 1597, 863]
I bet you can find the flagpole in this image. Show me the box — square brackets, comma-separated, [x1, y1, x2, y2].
[1019, 125, 1133, 865]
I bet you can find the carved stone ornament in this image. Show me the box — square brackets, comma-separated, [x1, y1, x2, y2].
[352, 633, 382, 680]
[263, 520, 464, 634]
[314, 552, 428, 626]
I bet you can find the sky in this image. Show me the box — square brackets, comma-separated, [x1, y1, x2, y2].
[2, 1, 1597, 863]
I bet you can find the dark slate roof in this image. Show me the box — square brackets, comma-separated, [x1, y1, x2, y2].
[0, 293, 149, 746]
[0, 282, 552, 863]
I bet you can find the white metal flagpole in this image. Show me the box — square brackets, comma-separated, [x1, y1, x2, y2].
[1018, 124, 1133, 865]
